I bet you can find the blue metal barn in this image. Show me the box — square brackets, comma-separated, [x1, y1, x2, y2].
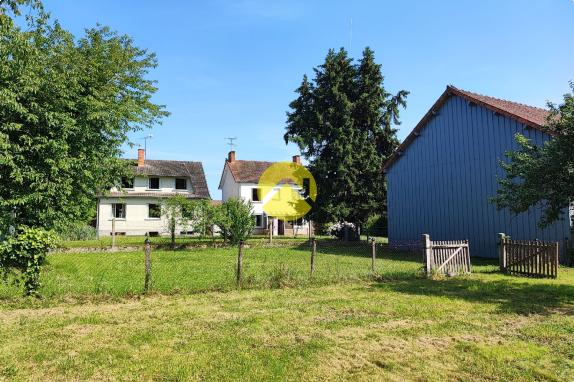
[383, 86, 572, 258]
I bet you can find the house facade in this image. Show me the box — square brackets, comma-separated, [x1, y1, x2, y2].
[383, 86, 572, 258]
[96, 149, 210, 237]
[218, 151, 312, 236]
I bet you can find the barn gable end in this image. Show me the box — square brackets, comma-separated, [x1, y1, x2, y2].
[384, 88, 570, 258]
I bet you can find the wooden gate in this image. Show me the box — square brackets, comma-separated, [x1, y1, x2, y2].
[422, 234, 471, 276]
[498, 234, 559, 279]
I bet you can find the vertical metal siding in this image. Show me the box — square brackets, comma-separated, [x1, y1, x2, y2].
[387, 95, 570, 258]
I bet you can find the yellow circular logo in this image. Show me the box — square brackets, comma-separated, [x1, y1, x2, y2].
[257, 162, 317, 221]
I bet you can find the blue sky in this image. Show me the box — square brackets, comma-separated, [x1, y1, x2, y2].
[42, 0, 574, 198]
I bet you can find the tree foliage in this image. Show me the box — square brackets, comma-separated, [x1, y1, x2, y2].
[284, 47, 407, 229]
[0, 3, 168, 232]
[214, 198, 255, 246]
[493, 82, 574, 227]
[0, 226, 56, 295]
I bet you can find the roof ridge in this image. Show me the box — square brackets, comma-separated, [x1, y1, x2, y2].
[449, 85, 548, 112]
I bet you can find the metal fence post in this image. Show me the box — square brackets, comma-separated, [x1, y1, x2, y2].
[498, 233, 506, 273]
[422, 234, 431, 275]
[236, 240, 244, 286]
[144, 237, 152, 292]
[310, 237, 316, 276]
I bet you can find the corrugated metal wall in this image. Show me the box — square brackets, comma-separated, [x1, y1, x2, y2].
[386, 94, 571, 258]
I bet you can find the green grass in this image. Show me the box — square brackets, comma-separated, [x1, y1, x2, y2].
[58, 235, 316, 249]
[1, 244, 573, 381]
[1, 243, 412, 304]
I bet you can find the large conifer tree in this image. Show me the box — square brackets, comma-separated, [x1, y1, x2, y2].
[285, 47, 407, 233]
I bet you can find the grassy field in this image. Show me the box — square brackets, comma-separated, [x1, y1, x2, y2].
[0, 242, 406, 304]
[1, 244, 573, 381]
[57, 235, 388, 249]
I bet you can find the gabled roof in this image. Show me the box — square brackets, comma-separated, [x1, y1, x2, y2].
[127, 159, 210, 198]
[218, 160, 274, 189]
[382, 85, 553, 172]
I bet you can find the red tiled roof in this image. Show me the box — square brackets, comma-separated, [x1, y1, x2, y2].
[382, 85, 553, 172]
[453, 87, 550, 128]
[226, 160, 274, 184]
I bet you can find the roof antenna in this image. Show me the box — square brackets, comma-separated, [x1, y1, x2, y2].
[225, 137, 237, 151]
[141, 134, 153, 159]
[349, 18, 353, 52]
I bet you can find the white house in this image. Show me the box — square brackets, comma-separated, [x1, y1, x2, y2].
[96, 149, 211, 237]
[218, 151, 313, 236]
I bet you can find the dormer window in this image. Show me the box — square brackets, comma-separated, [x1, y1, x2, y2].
[175, 178, 187, 190]
[149, 177, 160, 189]
[121, 177, 134, 189]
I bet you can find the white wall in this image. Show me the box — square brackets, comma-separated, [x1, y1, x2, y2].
[114, 176, 194, 193]
[98, 197, 191, 236]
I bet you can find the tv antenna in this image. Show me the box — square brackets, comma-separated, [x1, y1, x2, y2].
[225, 137, 237, 151]
[349, 18, 353, 52]
[141, 134, 153, 158]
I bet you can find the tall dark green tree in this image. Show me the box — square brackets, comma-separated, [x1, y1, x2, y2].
[493, 82, 574, 228]
[0, 2, 168, 232]
[285, 47, 407, 232]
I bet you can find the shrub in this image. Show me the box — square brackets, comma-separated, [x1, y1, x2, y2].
[214, 198, 255, 246]
[0, 227, 57, 296]
[327, 221, 356, 240]
[56, 222, 97, 241]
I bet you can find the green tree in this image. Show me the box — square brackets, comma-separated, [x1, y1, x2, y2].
[0, 3, 168, 233]
[163, 195, 193, 249]
[284, 47, 407, 234]
[493, 82, 574, 227]
[214, 198, 255, 246]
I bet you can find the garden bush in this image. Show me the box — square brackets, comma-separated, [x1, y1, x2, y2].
[0, 227, 56, 296]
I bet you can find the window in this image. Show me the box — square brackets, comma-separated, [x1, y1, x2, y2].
[121, 177, 134, 189]
[148, 231, 159, 237]
[252, 188, 260, 202]
[149, 177, 160, 189]
[254, 214, 264, 227]
[175, 178, 187, 190]
[302, 178, 310, 198]
[148, 204, 161, 218]
[112, 203, 126, 219]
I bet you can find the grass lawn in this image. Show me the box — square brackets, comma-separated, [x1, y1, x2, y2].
[0, 244, 573, 381]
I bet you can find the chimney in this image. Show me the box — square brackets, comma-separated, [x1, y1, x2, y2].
[292, 155, 301, 165]
[228, 151, 236, 163]
[138, 148, 145, 167]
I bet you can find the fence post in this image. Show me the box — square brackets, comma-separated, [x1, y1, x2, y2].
[554, 242, 559, 279]
[236, 240, 244, 286]
[498, 233, 506, 273]
[111, 217, 116, 251]
[371, 238, 376, 272]
[269, 219, 273, 244]
[422, 234, 431, 275]
[144, 236, 152, 292]
[310, 237, 316, 276]
[563, 237, 572, 266]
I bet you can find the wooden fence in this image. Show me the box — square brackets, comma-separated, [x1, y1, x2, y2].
[498, 233, 558, 279]
[422, 234, 471, 276]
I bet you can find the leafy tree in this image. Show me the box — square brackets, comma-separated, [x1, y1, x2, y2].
[214, 198, 255, 246]
[285, 47, 407, 234]
[162, 195, 193, 248]
[493, 83, 574, 227]
[0, 3, 168, 233]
